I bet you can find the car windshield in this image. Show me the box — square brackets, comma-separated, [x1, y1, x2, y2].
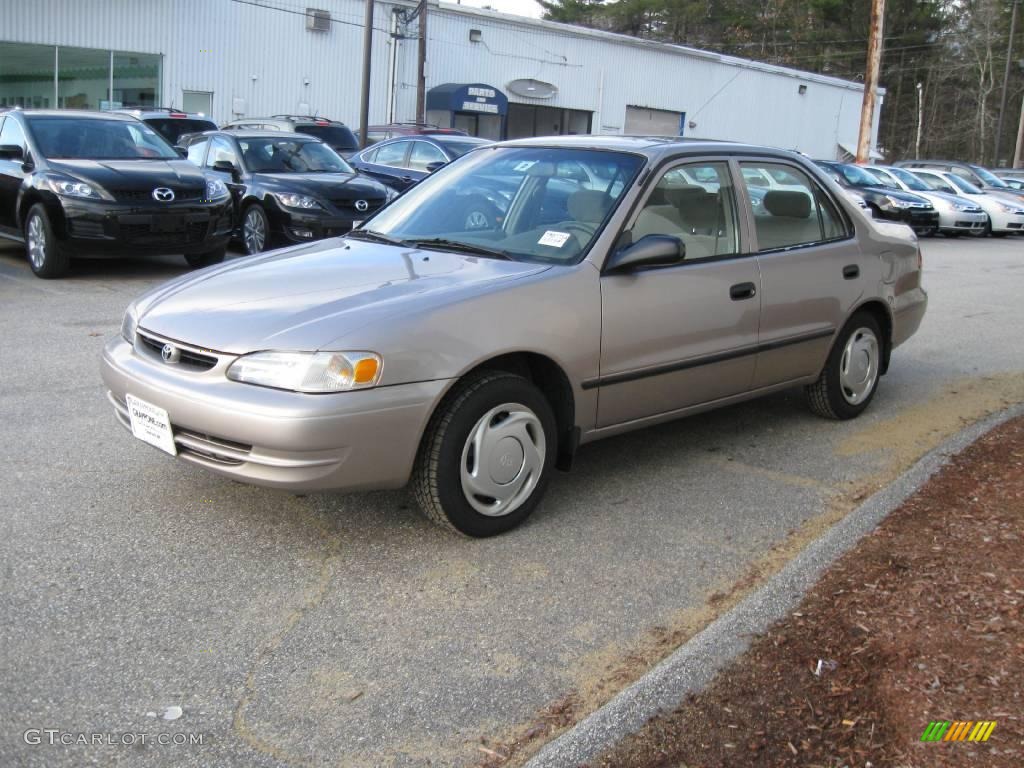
[886, 166, 931, 192]
[359, 147, 645, 264]
[970, 164, 1007, 187]
[294, 124, 358, 151]
[238, 138, 353, 174]
[834, 163, 884, 187]
[866, 168, 900, 189]
[147, 118, 217, 145]
[27, 117, 179, 160]
[945, 174, 983, 194]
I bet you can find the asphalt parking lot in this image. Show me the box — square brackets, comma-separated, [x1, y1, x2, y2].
[1, 236, 1022, 767]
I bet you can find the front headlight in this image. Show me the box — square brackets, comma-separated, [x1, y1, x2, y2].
[273, 192, 323, 210]
[998, 202, 1024, 214]
[951, 202, 973, 211]
[205, 178, 229, 200]
[45, 176, 102, 199]
[226, 351, 382, 392]
[120, 305, 139, 344]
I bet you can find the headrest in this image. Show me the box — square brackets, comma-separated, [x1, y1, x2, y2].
[567, 189, 609, 223]
[764, 190, 812, 219]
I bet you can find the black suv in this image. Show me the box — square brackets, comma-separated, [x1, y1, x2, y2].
[180, 130, 394, 253]
[115, 107, 218, 147]
[815, 160, 939, 235]
[0, 109, 233, 278]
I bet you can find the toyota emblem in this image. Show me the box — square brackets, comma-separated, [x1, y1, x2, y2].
[354, 199, 369, 212]
[152, 187, 176, 202]
[161, 343, 181, 364]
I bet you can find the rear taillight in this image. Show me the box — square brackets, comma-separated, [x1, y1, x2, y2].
[170, 112, 187, 118]
[315, 120, 329, 126]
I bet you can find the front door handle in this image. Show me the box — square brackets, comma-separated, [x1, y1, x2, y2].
[843, 264, 860, 279]
[730, 282, 757, 300]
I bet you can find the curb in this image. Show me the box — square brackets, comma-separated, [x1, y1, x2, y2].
[525, 402, 1024, 768]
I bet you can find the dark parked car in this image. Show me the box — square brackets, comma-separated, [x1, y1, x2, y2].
[349, 134, 492, 193]
[358, 122, 469, 146]
[115, 107, 218, 147]
[0, 109, 233, 278]
[815, 160, 939, 235]
[222, 115, 359, 157]
[180, 130, 394, 253]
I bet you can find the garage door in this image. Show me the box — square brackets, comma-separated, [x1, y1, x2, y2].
[624, 106, 683, 137]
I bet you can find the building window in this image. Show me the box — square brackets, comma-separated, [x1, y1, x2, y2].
[0, 41, 160, 110]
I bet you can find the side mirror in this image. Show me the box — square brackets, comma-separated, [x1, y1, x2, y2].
[0, 144, 24, 161]
[604, 234, 685, 274]
[425, 160, 446, 173]
[212, 160, 240, 181]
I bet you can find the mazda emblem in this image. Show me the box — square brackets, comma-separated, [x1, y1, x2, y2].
[354, 199, 369, 212]
[161, 343, 181, 364]
[152, 187, 175, 202]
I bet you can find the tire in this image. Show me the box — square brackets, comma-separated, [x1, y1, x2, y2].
[185, 246, 226, 269]
[241, 204, 270, 254]
[412, 371, 557, 537]
[805, 312, 883, 420]
[24, 204, 70, 279]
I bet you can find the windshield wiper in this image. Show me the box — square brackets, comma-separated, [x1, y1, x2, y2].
[406, 238, 512, 260]
[345, 229, 410, 247]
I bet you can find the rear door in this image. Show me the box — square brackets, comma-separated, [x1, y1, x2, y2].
[596, 158, 761, 427]
[355, 140, 415, 191]
[737, 158, 866, 388]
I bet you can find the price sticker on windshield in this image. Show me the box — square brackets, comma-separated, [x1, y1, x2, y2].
[514, 160, 537, 172]
[538, 230, 571, 248]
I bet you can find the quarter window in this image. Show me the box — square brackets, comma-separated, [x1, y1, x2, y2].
[740, 162, 848, 251]
[629, 161, 739, 260]
[206, 136, 239, 169]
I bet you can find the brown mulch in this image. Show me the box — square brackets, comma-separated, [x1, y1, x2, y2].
[591, 415, 1024, 768]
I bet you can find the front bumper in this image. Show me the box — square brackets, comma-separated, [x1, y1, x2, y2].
[989, 209, 1024, 233]
[269, 201, 385, 244]
[937, 209, 987, 233]
[101, 334, 450, 491]
[58, 197, 234, 256]
[882, 207, 939, 232]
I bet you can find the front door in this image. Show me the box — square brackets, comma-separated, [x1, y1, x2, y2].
[597, 159, 761, 428]
[0, 117, 29, 233]
[736, 159, 867, 388]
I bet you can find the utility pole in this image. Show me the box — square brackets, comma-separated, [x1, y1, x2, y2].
[416, 0, 428, 123]
[915, 81, 924, 159]
[358, 0, 374, 149]
[994, 0, 1020, 167]
[856, 0, 885, 163]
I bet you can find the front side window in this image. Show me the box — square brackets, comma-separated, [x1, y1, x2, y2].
[0, 115, 26, 150]
[237, 139, 351, 174]
[374, 141, 410, 167]
[408, 141, 446, 171]
[206, 136, 239, 169]
[362, 146, 644, 264]
[26, 117, 178, 159]
[915, 172, 957, 195]
[629, 161, 738, 260]
[741, 162, 847, 251]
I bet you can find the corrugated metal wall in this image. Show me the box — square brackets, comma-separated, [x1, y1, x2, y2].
[0, 0, 881, 157]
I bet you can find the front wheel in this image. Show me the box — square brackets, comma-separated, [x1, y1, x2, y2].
[185, 246, 226, 269]
[24, 204, 70, 278]
[242, 204, 270, 254]
[412, 372, 557, 537]
[805, 312, 883, 420]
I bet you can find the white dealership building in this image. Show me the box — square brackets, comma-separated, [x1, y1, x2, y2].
[0, 0, 882, 158]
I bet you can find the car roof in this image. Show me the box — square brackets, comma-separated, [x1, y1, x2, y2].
[200, 129, 324, 141]
[6, 109, 139, 121]
[489, 135, 806, 162]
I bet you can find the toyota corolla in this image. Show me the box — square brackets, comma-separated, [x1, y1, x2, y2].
[102, 137, 927, 537]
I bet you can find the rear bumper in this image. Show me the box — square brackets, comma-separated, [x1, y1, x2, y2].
[101, 335, 449, 491]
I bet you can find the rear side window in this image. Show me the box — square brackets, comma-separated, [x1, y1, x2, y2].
[408, 141, 446, 171]
[374, 141, 409, 167]
[740, 162, 849, 251]
[294, 123, 358, 151]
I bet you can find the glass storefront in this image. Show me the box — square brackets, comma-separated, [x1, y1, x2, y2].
[0, 41, 160, 110]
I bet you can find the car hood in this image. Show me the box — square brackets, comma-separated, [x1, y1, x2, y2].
[916, 190, 982, 210]
[252, 171, 388, 201]
[136, 239, 550, 353]
[860, 185, 932, 204]
[47, 158, 208, 193]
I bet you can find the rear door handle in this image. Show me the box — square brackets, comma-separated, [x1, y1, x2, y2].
[729, 282, 757, 300]
[843, 264, 860, 279]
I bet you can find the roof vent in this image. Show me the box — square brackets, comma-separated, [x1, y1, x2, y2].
[306, 8, 331, 32]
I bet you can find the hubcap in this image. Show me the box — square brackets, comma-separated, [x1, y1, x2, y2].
[464, 210, 491, 230]
[244, 209, 266, 253]
[839, 327, 879, 405]
[27, 215, 46, 269]
[460, 403, 545, 517]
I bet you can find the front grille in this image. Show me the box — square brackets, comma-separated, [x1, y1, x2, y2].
[137, 330, 219, 371]
[330, 198, 384, 215]
[115, 189, 204, 203]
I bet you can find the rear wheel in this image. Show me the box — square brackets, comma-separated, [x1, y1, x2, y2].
[24, 204, 69, 279]
[412, 372, 556, 537]
[242, 204, 270, 254]
[185, 246, 226, 269]
[806, 312, 883, 420]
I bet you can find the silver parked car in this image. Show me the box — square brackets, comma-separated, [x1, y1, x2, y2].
[102, 137, 927, 536]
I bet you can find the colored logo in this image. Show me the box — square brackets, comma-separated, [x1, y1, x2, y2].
[921, 721, 996, 742]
